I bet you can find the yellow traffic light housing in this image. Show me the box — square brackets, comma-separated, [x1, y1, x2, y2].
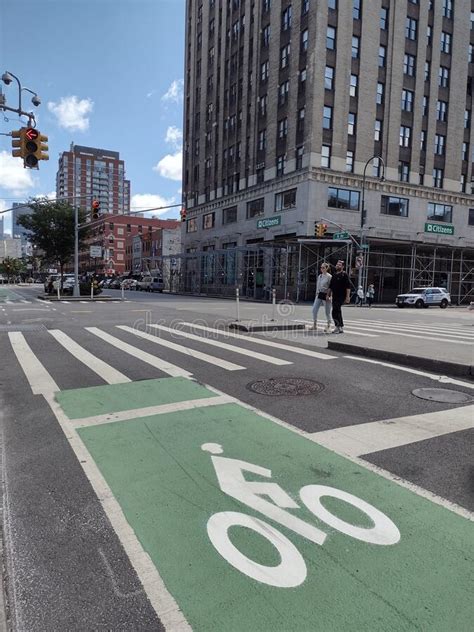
[91, 199, 101, 220]
[23, 127, 40, 168]
[11, 129, 24, 158]
[315, 223, 328, 238]
[34, 133, 49, 162]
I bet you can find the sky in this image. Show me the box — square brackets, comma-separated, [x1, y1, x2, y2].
[0, 0, 185, 233]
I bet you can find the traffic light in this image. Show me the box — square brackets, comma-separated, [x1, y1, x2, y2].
[11, 129, 23, 158]
[180, 207, 187, 222]
[34, 132, 49, 162]
[23, 127, 40, 168]
[315, 223, 328, 238]
[91, 199, 101, 220]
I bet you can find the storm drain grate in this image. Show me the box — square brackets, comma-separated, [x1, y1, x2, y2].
[412, 388, 473, 404]
[247, 377, 324, 397]
[0, 324, 46, 333]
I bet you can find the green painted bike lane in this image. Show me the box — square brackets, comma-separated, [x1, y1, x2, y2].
[56, 378, 474, 631]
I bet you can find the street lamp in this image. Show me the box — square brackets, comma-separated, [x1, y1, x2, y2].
[359, 155, 386, 290]
[1, 70, 41, 123]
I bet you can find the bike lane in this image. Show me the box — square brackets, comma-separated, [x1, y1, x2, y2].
[56, 378, 473, 631]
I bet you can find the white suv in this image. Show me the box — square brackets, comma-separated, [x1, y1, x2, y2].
[396, 287, 451, 309]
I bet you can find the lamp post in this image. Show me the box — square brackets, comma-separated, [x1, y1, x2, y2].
[359, 155, 386, 291]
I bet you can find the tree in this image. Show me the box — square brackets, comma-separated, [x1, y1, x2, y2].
[17, 197, 90, 287]
[0, 257, 23, 282]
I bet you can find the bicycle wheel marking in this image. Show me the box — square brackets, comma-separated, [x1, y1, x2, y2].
[74, 394, 473, 631]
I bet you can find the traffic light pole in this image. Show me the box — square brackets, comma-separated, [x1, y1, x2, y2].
[73, 206, 80, 297]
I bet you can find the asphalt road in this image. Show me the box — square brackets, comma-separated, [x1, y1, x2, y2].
[0, 285, 473, 630]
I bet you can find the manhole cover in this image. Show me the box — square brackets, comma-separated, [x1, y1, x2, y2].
[412, 388, 473, 404]
[247, 377, 324, 397]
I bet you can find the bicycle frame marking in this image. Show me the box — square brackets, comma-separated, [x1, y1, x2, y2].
[202, 443, 400, 587]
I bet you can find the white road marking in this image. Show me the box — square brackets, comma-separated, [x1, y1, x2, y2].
[61, 301, 70, 304]
[8, 332, 59, 395]
[118, 326, 245, 371]
[309, 405, 474, 456]
[80, 301, 88, 304]
[344, 318, 474, 340]
[85, 327, 192, 378]
[348, 317, 474, 335]
[345, 356, 474, 390]
[149, 324, 293, 366]
[295, 320, 379, 337]
[48, 330, 131, 384]
[334, 323, 469, 344]
[72, 394, 233, 428]
[177, 322, 337, 360]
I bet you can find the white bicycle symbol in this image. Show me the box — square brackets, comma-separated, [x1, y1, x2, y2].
[202, 443, 400, 588]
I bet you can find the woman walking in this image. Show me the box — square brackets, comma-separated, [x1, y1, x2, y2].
[312, 263, 332, 332]
[366, 284, 375, 307]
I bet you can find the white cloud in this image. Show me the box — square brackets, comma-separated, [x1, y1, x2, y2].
[47, 96, 94, 131]
[153, 151, 182, 182]
[146, 89, 157, 98]
[165, 126, 183, 150]
[161, 79, 184, 104]
[0, 151, 36, 195]
[130, 193, 177, 217]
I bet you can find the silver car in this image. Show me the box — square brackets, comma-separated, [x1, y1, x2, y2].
[396, 287, 451, 309]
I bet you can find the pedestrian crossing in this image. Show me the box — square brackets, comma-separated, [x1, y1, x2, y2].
[295, 317, 474, 344]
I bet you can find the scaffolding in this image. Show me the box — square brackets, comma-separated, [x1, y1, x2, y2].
[143, 241, 474, 304]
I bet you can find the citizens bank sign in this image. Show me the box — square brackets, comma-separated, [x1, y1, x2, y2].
[257, 216, 282, 229]
[424, 222, 454, 235]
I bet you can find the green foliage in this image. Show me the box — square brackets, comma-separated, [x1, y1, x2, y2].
[17, 197, 90, 275]
[0, 257, 23, 280]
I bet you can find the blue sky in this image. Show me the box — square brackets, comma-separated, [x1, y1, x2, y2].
[0, 0, 185, 232]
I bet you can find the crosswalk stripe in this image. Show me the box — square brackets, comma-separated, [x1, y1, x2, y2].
[117, 326, 245, 371]
[345, 318, 474, 339]
[61, 301, 70, 304]
[148, 324, 293, 365]
[295, 320, 379, 337]
[177, 323, 337, 359]
[309, 405, 474, 457]
[85, 327, 192, 378]
[8, 332, 59, 395]
[353, 317, 473, 333]
[341, 321, 471, 343]
[49, 330, 131, 384]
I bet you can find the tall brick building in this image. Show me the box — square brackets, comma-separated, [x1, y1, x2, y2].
[182, 0, 474, 302]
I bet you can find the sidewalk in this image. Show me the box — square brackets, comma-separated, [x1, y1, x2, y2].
[328, 334, 474, 379]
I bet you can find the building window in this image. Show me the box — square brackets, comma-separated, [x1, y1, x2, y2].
[258, 129, 266, 151]
[278, 118, 288, 139]
[302, 0, 309, 15]
[399, 125, 411, 147]
[351, 36, 360, 58]
[275, 188, 297, 211]
[376, 82, 384, 105]
[325, 66, 334, 90]
[328, 0, 337, 8]
[247, 198, 265, 218]
[278, 81, 289, 106]
[380, 6, 388, 30]
[350, 74, 358, 97]
[462, 142, 469, 161]
[281, 5, 292, 31]
[301, 29, 309, 52]
[423, 96, 428, 116]
[297, 107, 305, 133]
[398, 161, 410, 182]
[424, 61, 431, 81]
[465, 109, 471, 128]
[406, 17, 417, 40]
[468, 209, 474, 226]
[326, 26, 336, 50]
[436, 100, 448, 122]
[259, 94, 268, 116]
[223, 206, 238, 224]
[438, 66, 449, 88]
[434, 134, 446, 155]
[404, 53, 416, 76]
[203, 212, 215, 229]
[401, 89, 414, 112]
[353, 0, 361, 20]
[346, 150, 354, 172]
[262, 24, 271, 47]
[381, 196, 409, 217]
[296, 146, 304, 170]
[428, 202, 452, 222]
[299, 67, 307, 86]
[372, 157, 383, 177]
[440, 31, 451, 54]
[432, 169, 444, 189]
[260, 61, 269, 82]
[187, 218, 198, 233]
[280, 44, 290, 68]
[323, 105, 333, 129]
[374, 119, 382, 141]
[379, 45, 386, 67]
[348, 112, 356, 135]
[321, 144, 331, 168]
[420, 130, 426, 151]
[276, 154, 286, 176]
[328, 187, 360, 211]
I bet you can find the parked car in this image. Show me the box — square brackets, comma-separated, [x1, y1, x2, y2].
[396, 287, 451, 309]
[121, 278, 138, 290]
[137, 275, 164, 292]
[149, 276, 164, 292]
[109, 278, 122, 289]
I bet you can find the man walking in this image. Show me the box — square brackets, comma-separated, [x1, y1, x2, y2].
[327, 260, 351, 334]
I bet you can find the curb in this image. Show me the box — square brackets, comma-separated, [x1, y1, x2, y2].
[37, 295, 121, 302]
[229, 321, 305, 332]
[327, 340, 474, 379]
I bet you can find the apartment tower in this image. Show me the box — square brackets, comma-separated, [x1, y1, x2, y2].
[182, 0, 473, 302]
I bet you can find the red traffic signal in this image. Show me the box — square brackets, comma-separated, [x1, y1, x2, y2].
[91, 199, 101, 220]
[180, 207, 187, 222]
[25, 128, 39, 141]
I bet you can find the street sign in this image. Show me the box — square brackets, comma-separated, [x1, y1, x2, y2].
[361, 244, 370, 249]
[425, 222, 454, 235]
[89, 245, 102, 258]
[257, 216, 281, 229]
[333, 231, 350, 240]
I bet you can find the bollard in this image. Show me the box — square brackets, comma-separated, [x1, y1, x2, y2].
[57, 283, 60, 300]
[121, 285, 125, 301]
[236, 287, 240, 322]
[91, 282, 94, 300]
[271, 288, 276, 321]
